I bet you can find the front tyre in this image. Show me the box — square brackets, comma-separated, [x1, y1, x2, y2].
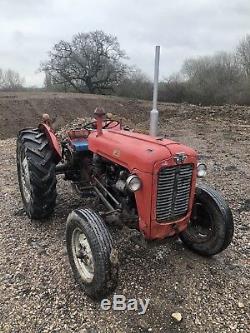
[66, 208, 118, 299]
[180, 184, 234, 256]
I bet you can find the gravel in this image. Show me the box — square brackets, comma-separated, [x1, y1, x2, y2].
[0, 103, 249, 332]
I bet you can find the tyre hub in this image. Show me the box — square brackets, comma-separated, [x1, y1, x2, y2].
[187, 202, 214, 242]
[72, 228, 94, 283]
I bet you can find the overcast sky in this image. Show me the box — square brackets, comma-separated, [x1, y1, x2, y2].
[0, 0, 250, 87]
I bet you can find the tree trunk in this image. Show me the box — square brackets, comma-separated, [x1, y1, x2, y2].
[86, 77, 95, 94]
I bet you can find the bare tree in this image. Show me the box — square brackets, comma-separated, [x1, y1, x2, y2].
[159, 73, 187, 103]
[41, 30, 128, 94]
[237, 34, 250, 77]
[116, 67, 152, 99]
[0, 69, 3, 87]
[0, 68, 25, 90]
[181, 52, 242, 104]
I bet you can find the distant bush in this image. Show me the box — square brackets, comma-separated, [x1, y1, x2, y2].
[158, 74, 187, 103]
[115, 68, 153, 100]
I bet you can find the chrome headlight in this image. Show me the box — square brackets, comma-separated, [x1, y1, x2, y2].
[197, 163, 207, 178]
[126, 175, 142, 192]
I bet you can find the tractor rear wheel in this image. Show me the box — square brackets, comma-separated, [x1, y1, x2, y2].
[16, 128, 57, 219]
[66, 208, 118, 299]
[180, 184, 234, 256]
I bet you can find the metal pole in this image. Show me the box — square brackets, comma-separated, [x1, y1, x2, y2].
[150, 45, 160, 137]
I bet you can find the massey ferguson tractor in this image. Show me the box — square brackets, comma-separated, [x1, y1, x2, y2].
[16, 47, 234, 299]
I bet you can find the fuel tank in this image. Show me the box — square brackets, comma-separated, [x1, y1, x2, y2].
[88, 129, 197, 172]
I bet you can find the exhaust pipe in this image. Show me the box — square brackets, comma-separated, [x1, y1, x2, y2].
[150, 45, 160, 137]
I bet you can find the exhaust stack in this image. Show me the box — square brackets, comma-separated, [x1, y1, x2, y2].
[150, 45, 160, 137]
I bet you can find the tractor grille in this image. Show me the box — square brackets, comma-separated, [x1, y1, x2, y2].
[156, 164, 193, 222]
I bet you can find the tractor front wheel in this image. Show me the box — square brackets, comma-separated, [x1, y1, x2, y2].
[16, 128, 57, 219]
[180, 184, 234, 256]
[66, 208, 118, 299]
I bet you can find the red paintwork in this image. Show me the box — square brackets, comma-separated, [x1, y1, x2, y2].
[88, 129, 198, 240]
[39, 116, 198, 240]
[38, 123, 62, 163]
[149, 156, 197, 239]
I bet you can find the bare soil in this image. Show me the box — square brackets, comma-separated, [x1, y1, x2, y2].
[0, 92, 249, 333]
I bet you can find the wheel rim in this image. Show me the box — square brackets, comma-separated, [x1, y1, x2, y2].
[186, 202, 214, 243]
[20, 155, 31, 203]
[71, 228, 94, 283]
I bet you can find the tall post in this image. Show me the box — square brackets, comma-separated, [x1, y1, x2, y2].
[150, 45, 160, 137]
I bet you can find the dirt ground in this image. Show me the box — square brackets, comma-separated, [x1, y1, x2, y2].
[0, 92, 249, 333]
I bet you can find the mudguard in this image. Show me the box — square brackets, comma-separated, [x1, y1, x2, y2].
[38, 123, 62, 164]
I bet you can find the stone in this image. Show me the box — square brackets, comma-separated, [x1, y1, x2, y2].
[238, 301, 244, 308]
[171, 312, 182, 322]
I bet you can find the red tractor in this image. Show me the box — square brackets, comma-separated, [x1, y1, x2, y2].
[16, 107, 234, 299]
[16, 48, 233, 299]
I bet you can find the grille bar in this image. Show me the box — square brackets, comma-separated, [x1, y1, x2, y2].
[156, 164, 193, 222]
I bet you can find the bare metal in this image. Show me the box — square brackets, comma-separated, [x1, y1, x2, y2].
[150, 45, 160, 137]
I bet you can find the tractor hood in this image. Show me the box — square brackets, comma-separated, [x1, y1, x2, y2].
[88, 129, 197, 173]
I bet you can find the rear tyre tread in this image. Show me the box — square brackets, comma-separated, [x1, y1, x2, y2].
[16, 128, 57, 219]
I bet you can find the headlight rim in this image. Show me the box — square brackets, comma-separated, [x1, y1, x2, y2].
[126, 174, 142, 192]
[197, 162, 207, 178]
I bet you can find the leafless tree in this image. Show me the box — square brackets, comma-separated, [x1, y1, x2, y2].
[41, 30, 128, 94]
[237, 34, 250, 77]
[116, 67, 153, 99]
[158, 73, 187, 103]
[0, 68, 25, 90]
[181, 52, 242, 104]
[0, 69, 3, 87]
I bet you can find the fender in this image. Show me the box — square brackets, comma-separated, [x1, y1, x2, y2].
[38, 123, 62, 164]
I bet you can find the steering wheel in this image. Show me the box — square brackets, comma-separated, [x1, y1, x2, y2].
[83, 119, 120, 130]
[102, 120, 120, 129]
